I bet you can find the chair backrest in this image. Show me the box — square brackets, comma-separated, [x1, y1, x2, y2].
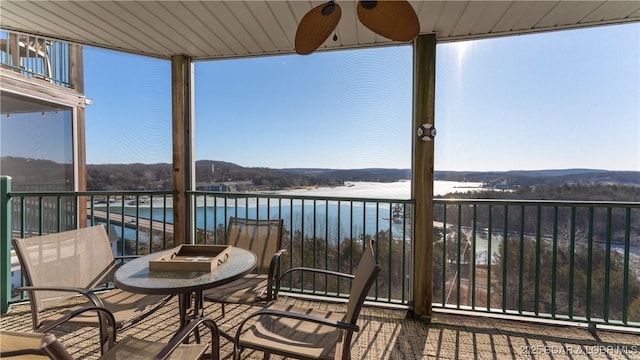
[344, 239, 381, 324]
[225, 217, 283, 271]
[340, 239, 381, 358]
[12, 225, 115, 320]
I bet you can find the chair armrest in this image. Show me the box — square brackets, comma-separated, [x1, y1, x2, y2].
[279, 267, 355, 283]
[17, 286, 105, 308]
[234, 308, 359, 347]
[38, 305, 116, 333]
[0, 349, 45, 357]
[259, 308, 359, 331]
[268, 249, 287, 278]
[266, 248, 287, 300]
[154, 317, 220, 360]
[38, 306, 117, 355]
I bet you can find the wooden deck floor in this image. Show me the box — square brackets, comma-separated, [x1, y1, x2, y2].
[2, 296, 638, 359]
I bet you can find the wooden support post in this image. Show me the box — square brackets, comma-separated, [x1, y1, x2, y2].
[171, 55, 194, 246]
[70, 44, 87, 228]
[411, 34, 436, 321]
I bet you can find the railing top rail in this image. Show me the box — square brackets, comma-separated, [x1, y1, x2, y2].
[7, 190, 174, 198]
[7, 189, 639, 207]
[435, 198, 640, 207]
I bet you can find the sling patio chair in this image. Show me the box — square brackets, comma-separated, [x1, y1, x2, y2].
[203, 217, 285, 317]
[1, 306, 222, 360]
[1, 306, 116, 358]
[12, 225, 171, 346]
[233, 239, 382, 360]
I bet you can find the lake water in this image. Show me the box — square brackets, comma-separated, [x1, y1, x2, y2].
[101, 180, 639, 278]
[116, 180, 483, 233]
[105, 180, 482, 246]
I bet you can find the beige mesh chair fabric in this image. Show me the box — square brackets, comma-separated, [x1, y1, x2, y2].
[203, 217, 285, 310]
[0, 316, 221, 360]
[12, 225, 169, 331]
[100, 316, 221, 360]
[233, 239, 381, 360]
[224, 217, 283, 271]
[0, 331, 68, 359]
[0, 306, 116, 358]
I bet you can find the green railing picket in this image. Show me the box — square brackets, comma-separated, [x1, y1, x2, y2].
[487, 204, 493, 310]
[586, 207, 594, 323]
[569, 207, 576, 319]
[442, 204, 447, 305]
[623, 208, 631, 324]
[534, 205, 541, 316]
[471, 204, 477, 308]
[551, 206, 559, 317]
[1, 177, 11, 313]
[518, 205, 524, 315]
[501, 205, 508, 313]
[604, 207, 612, 322]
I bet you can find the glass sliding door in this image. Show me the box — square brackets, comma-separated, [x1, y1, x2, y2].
[1, 90, 76, 232]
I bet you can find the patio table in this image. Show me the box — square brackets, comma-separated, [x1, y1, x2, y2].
[114, 246, 256, 337]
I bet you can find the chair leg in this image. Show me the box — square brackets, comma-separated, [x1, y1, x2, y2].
[263, 352, 270, 360]
[221, 304, 226, 317]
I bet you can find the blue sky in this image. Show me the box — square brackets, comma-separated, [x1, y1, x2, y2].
[83, 23, 639, 171]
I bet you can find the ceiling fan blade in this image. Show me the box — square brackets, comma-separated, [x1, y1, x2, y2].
[295, 1, 342, 55]
[357, 0, 420, 42]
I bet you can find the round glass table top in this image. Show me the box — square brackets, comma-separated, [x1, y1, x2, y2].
[114, 247, 257, 295]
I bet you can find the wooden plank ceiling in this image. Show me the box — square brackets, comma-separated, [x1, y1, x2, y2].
[0, 1, 638, 60]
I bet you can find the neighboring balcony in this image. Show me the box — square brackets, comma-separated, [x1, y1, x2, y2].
[0, 30, 71, 87]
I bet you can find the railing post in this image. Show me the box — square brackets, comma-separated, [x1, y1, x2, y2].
[1, 176, 12, 313]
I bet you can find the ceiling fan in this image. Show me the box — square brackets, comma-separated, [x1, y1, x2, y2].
[294, 0, 420, 55]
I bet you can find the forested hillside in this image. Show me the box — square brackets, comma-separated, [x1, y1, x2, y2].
[1, 156, 638, 195]
[437, 169, 640, 188]
[439, 183, 640, 202]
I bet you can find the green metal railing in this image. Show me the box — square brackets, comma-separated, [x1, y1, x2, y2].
[432, 199, 640, 330]
[2, 178, 638, 331]
[0, 30, 71, 87]
[3, 185, 174, 306]
[188, 191, 413, 305]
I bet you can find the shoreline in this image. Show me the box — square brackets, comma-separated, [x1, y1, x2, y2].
[88, 180, 488, 208]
